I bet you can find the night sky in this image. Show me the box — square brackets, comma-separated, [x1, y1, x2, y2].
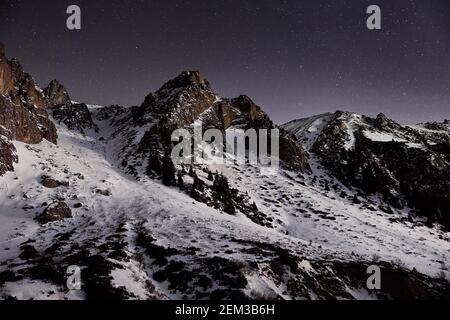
[0, 0, 449, 124]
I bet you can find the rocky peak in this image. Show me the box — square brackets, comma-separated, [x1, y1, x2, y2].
[374, 112, 401, 131]
[137, 71, 217, 132]
[41, 79, 97, 134]
[0, 45, 57, 176]
[230, 95, 264, 121]
[208, 95, 273, 130]
[52, 103, 98, 134]
[375, 112, 388, 123]
[128, 71, 310, 173]
[135, 71, 218, 156]
[0, 45, 56, 143]
[44, 79, 71, 107]
[1, 52, 47, 110]
[140, 71, 213, 112]
[214, 95, 309, 171]
[159, 70, 211, 92]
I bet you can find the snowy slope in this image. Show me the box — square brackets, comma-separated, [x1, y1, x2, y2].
[283, 113, 334, 150]
[0, 108, 449, 300]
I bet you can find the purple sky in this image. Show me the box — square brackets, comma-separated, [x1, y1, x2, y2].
[1, 0, 449, 124]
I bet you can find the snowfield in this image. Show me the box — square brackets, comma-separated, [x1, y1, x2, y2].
[0, 108, 449, 300]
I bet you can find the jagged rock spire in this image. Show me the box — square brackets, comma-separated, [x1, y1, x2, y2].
[0, 44, 57, 145]
[374, 112, 400, 130]
[43, 79, 72, 107]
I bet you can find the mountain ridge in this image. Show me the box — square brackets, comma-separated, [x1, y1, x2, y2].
[282, 111, 450, 228]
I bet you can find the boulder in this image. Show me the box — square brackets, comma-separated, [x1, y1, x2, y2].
[96, 189, 112, 196]
[37, 202, 72, 224]
[41, 175, 69, 188]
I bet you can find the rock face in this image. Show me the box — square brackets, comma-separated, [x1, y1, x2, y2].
[37, 202, 72, 224]
[133, 71, 309, 172]
[0, 136, 18, 176]
[0, 43, 57, 176]
[52, 103, 98, 134]
[0, 45, 57, 144]
[201, 95, 309, 171]
[283, 111, 450, 228]
[137, 71, 217, 144]
[42, 80, 97, 134]
[40, 175, 69, 188]
[43, 80, 71, 107]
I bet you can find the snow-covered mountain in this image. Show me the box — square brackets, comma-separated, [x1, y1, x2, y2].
[0, 45, 449, 300]
[282, 111, 450, 228]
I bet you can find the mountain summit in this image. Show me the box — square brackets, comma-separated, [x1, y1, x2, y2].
[43, 79, 72, 107]
[109, 70, 310, 176]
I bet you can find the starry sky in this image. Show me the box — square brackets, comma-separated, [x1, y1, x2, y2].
[0, 0, 449, 124]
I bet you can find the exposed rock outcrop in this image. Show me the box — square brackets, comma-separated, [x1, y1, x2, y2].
[133, 71, 309, 172]
[37, 202, 72, 224]
[203, 95, 309, 171]
[52, 103, 98, 134]
[0, 52, 57, 143]
[42, 80, 97, 134]
[43, 79, 71, 107]
[137, 71, 217, 142]
[0, 43, 57, 176]
[0, 135, 17, 176]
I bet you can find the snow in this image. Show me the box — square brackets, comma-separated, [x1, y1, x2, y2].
[343, 286, 377, 300]
[0, 107, 449, 300]
[363, 131, 403, 142]
[282, 113, 333, 149]
[280, 111, 450, 278]
[110, 261, 152, 299]
[337, 112, 362, 150]
[215, 157, 450, 279]
[1, 279, 85, 300]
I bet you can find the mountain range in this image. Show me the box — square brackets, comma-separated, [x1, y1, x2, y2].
[0, 43, 449, 300]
